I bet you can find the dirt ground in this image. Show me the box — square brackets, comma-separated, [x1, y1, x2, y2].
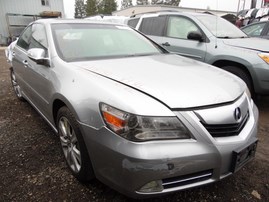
[0, 49, 268, 202]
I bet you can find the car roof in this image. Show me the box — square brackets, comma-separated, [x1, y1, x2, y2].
[130, 11, 212, 19]
[34, 18, 127, 27]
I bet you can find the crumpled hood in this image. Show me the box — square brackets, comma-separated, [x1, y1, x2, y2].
[73, 54, 245, 109]
[222, 37, 269, 52]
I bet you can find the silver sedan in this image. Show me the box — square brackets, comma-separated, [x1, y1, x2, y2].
[11, 19, 258, 198]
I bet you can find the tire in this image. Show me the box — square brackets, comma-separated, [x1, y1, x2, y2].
[57, 106, 95, 181]
[221, 66, 255, 98]
[10, 67, 25, 101]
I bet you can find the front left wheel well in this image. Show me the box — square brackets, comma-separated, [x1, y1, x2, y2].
[212, 60, 253, 83]
[53, 99, 66, 125]
[212, 60, 255, 95]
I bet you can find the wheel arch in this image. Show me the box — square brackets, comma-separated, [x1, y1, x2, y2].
[52, 94, 80, 127]
[212, 60, 255, 89]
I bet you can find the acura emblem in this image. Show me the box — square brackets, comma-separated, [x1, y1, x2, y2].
[234, 107, 241, 121]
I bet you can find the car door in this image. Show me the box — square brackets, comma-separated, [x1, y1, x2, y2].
[15, 23, 52, 119]
[13, 25, 33, 98]
[25, 23, 53, 119]
[161, 15, 207, 62]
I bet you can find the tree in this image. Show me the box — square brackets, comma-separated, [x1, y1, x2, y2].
[86, 0, 98, 16]
[74, 0, 86, 18]
[151, 0, 162, 4]
[136, 0, 149, 6]
[165, 0, 180, 6]
[121, 0, 133, 9]
[99, 0, 117, 15]
[151, 0, 180, 6]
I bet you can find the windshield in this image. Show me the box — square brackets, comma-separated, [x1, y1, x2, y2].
[51, 23, 163, 62]
[196, 15, 247, 38]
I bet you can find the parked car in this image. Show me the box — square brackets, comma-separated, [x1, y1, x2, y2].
[127, 12, 269, 96]
[241, 21, 269, 39]
[85, 15, 129, 24]
[11, 19, 258, 198]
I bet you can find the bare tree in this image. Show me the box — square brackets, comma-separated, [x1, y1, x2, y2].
[136, 0, 149, 6]
[121, 0, 133, 9]
[74, 0, 86, 18]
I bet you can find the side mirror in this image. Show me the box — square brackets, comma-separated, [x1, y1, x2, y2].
[187, 31, 204, 42]
[27, 48, 50, 66]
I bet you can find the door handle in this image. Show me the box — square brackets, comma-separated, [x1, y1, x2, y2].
[162, 42, 170, 46]
[23, 60, 28, 67]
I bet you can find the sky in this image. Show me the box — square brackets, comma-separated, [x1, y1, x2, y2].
[63, 0, 265, 18]
[180, 0, 263, 12]
[63, 0, 75, 18]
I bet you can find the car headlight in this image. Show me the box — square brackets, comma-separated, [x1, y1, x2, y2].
[100, 103, 191, 141]
[258, 53, 269, 64]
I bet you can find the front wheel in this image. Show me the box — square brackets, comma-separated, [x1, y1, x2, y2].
[221, 66, 255, 98]
[57, 106, 94, 181]
[10, 67, 25, 101]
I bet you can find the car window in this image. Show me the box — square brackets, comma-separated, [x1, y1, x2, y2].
[266, 27, 269, 36]
[127, 18, 139, 28]
[197, 15, 247, 38]
[138, 16, 166, 36]
[30, 23, 48, 49]
[166, 16, 200, 39]
[17, 25, 32, 50]
[242, 23, 266, 36]
[17, 23, 48, 56]
[51, 23, 163, 62]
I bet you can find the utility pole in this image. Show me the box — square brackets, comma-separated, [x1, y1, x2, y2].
[237, 0, 247, 12]
[251, 0, 257, 8]
[237, 0, 241, 12]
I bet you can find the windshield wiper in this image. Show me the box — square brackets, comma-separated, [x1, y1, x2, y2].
[217, 36, 231, 39]
[218, 36, 249, 39]
[123, 53, 161, 57]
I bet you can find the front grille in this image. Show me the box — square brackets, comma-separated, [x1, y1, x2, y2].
[162, 170, 213, 189]
[202, 112, 249, 138]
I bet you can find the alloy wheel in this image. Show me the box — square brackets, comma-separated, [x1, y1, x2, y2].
[11, 70, 23, 99]
[58, 116, 82, 173]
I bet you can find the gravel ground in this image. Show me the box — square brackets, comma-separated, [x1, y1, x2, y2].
[0, 50, 268, 202]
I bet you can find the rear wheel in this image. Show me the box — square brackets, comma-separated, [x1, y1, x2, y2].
[10, 67, 25, 101]
[222, 66, 255, 97]
[57, 106, 94, 181]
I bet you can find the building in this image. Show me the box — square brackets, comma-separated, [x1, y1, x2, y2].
[0, 0, 65, 45]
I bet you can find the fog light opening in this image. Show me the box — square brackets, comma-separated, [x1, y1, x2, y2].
[138, 180, 163, 193]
